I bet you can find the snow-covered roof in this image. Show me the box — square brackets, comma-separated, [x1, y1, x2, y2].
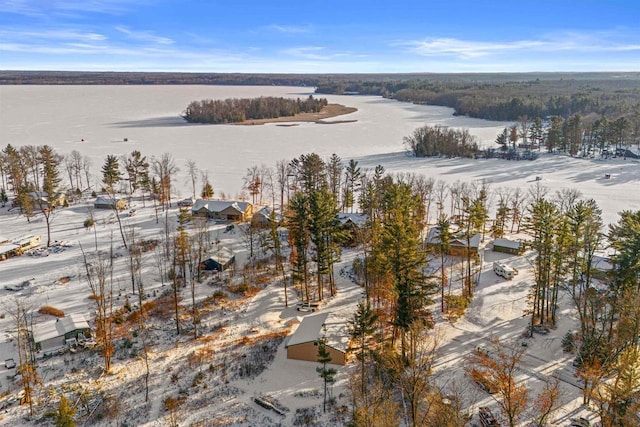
[33, 314, 90, 344]
[493, 238, 522, 250]
[0, 243, 19, 255]
[94, 196, 125, 206]
[427, 227, 481, 249]
[32, 320, 61, 344]
[192, 199, 251, 214]
[13, 235, 41, 247]
[287, 313, 329, 347]
[286, 313, 349, 353]
[58, 314, 90, 333]
[337, 212, 369, 227]
[206, 247, 235, 265]
[254, 206, 281, 222]
[323, 317, 351, 353]
[451, 233, 481, 249]
[426, 227, 441, 245]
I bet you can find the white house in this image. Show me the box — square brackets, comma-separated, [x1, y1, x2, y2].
[32, 314, 91, 353]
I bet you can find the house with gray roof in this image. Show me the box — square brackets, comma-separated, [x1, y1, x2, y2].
[192, 199, 253, 221]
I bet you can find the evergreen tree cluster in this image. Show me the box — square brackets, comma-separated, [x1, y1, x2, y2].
[494, 114, 638, 156]
[316, 75, 640, 122]
[404, 125, 480, 158]
[183, 95, 328, 124]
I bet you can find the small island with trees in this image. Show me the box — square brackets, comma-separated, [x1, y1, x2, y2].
[182, 95, 357, 125]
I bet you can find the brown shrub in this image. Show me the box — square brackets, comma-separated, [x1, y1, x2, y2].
[38, 306, 65, 318]
[227, 283, 260, 297]
[143, 294, 174, 320]
[254, 275, 272, 285]
[126, 310, 141, 323]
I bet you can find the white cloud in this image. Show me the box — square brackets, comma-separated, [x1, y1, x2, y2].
[1, 0, 144, 16]
[266, 24, 313, 34]
[115, 26, 174, 45]
[281, 46, 356, 61]
[401, 31, 640, 59]
[0, 29, 107, 42]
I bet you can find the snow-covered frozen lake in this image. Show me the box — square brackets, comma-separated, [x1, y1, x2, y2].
[1, 85, 639, 225]
[0, 85, 509, 192]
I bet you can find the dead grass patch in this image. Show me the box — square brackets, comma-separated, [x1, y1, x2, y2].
[237, 103, 357, 125]
[227, 283, 260, 297]
[38, 306, 65, 318]
[143, 294, 174, 320]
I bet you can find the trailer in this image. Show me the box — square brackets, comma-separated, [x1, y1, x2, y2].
[493, 261, 517, 280]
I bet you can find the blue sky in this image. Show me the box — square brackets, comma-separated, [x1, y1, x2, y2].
[1, 0, 639, 73]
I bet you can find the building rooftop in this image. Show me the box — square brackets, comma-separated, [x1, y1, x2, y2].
[287, 312, 350, 353]
[493, 238, 522, 249]
[33, 314, 90, 344]
[192, 199, 251, 213]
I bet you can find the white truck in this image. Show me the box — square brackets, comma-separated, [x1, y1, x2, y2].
[493, 261, 517, 280]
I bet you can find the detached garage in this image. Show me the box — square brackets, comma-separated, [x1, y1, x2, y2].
[286, 313, 348, 366]
[493, 238, 524, 255]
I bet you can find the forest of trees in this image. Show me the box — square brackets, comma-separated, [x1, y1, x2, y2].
[5, 70, 640, 125]
[405, 111, 639, 159]
[182, 95, 328, 124]
[316, 75, 640, 123]
[5, 140, 640, 425]
[493, 113, 639, 155]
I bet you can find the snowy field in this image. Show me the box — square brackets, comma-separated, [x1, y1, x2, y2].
[0, 85, 637, 425]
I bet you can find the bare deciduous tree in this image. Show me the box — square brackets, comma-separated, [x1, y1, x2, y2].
[466, 339, 528, 427]
[81, 241, 116, 373]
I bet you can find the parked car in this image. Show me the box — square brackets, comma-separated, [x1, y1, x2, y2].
[4, 279, 34, 292]
[296, 302, 320, 312]
[4, 359, 15, 369]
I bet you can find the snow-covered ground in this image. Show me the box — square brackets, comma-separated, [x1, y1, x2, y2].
[0, 85, 635, 425]
[0, 201, 601, 426]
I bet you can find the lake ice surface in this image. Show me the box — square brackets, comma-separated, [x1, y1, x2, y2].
[1, 85, 638, 226]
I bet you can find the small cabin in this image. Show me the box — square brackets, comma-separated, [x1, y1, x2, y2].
[286, 313, 349, 366]
[32, 314, 91, 353]
[493, 238, 524, 255]
[94, 197, 128, 210]
[201, 247, 235, 271]
[426, 227, 481, 256]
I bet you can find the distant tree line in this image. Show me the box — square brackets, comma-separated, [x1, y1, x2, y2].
[183, 95, 328, 124]
[316, 76, 640, 122]
[5, 70, 640, 124]
[0, 71, 321, 86]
